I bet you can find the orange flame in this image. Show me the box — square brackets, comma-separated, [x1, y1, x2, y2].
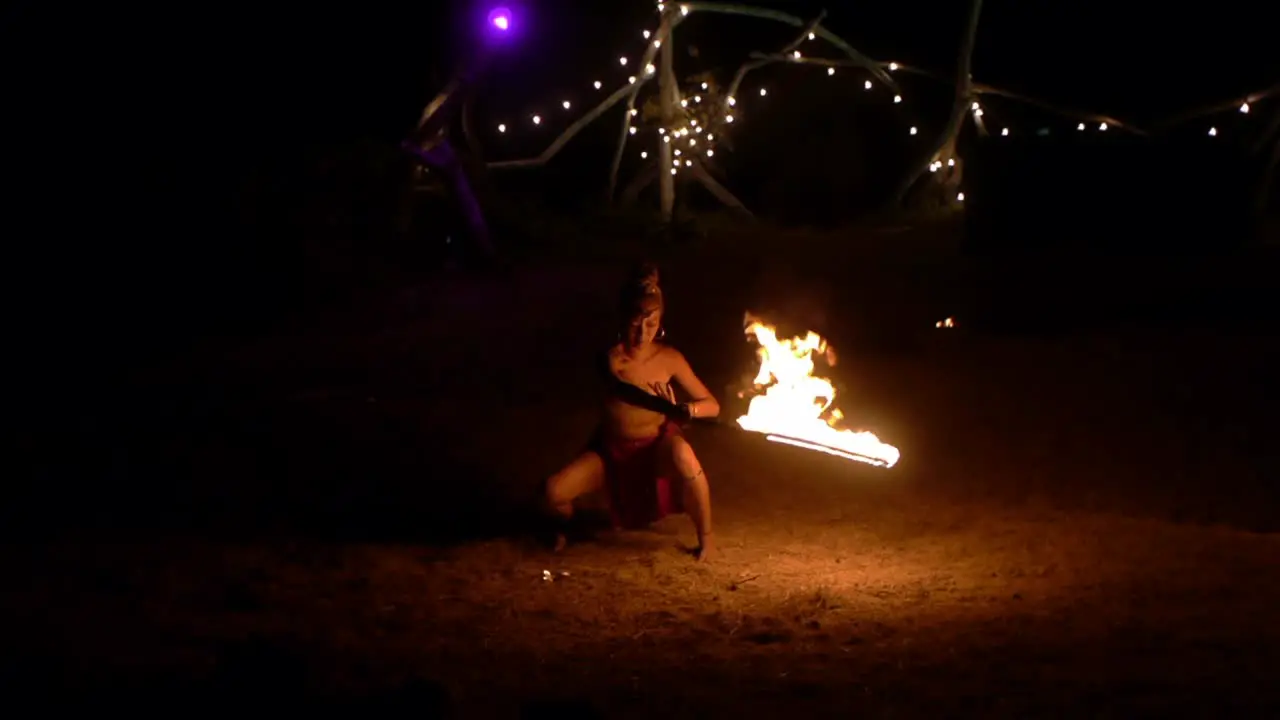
[736, 314, 900, 468]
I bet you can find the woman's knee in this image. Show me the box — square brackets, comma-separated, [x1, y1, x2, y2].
[664, 436, 704, 480]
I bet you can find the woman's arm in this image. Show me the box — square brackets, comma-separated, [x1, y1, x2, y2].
[668, 349, 721, 419]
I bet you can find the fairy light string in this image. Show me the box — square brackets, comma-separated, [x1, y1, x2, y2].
[484, 2, 1278, 207]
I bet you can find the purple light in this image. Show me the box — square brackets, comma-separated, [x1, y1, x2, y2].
[488, 8, 511, 31]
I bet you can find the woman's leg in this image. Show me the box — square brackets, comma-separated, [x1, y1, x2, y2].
[544, 451, 606, 550]
[661, 434, 715, 561]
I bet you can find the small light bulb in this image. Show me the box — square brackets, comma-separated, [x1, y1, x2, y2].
[725, 114, 734, 123]
[864, 80, 872, 90]
[1077, 123, 1085, 130]
[706, 134, 713, 140]
[619, 57, 627, 65]
[630, 108, 638, 116]
[828, 67, 835, 76]
[694, 126, 703, 134]
[641, 151, 648, 159]
[1001, 127, 1008, 136]
[909, 126, 917, 135]
[957, 192, 965, 202]
[674, 149, 682, 156]
[690, 119, 698, 126]
[498, 124, 506, 132]
[658, 128, 666, 134]
[947, 158, 954, 167]
[792, 50, 802, 59]
[930, 163, 938, 173]
[532, 115, 541, 124]
[681, 5, 689, 15]
[701, 82, 708, 90]
[628, 76, 637, 84]
[971, 101, 980, 110]
[645, 63, 656, 75]
[1099, 122, 1108, 131]
[893, 94, 902, 103]
[629, 126, 637, 135]
[685, 159, 692, 167]
[671, 168, 677, 175]
[689, 138, 697, 146]
[808, 32, 815, 40]
[643, 30, 651, 39]
[663, 135, 671, 143]
[680, 99, 688, 107]
[706, 149, 714, 157]
[593, 81, 602, 90]
[1208, 126, 1217, 136]
[974, 109, 983, 117]
[888, 62, 899, 71]
[562, 101, 571, 110]
[727, 96, 736, 106]
[1240, 102, 1250, 113]
[760, 88, 767, 96]
[673, 160, 680, 167]
[653, 40, 661, 48]
[693, 95, 701, 103]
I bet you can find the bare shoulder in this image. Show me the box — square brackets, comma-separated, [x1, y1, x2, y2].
[657, 344, 691, 370]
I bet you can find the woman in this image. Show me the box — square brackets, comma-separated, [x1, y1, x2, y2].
[544, 264, 720, 561]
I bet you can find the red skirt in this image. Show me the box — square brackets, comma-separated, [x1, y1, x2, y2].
[592, 421, 684, 530]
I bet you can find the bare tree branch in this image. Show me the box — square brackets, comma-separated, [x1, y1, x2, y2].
[692, 163, 754, 217]
[682, 3, 894, 87]
[609, 14, 689, 200]
[1153, 81, 1280, 132]
[893, 0, 984, 207]
[488, 18, 681, 171]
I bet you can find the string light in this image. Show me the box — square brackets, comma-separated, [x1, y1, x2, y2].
[864, 80, 872, 90]
[562, 101, 571, 109]
[1208, 126, 1218, 136]
[888, 62, 899, 71]
[1239, 102, 1250, 113]
[498, 123, 506, 132]
[725, 114, 734, 122]
[1001, 127, 1009, 136]
[706, 149, 714, 157]
[645, 63, 656, 75]
[828, 67, 835, 76]
[808, 32, 816, 40]
[909, 126, 917, 135]
[893, 94, 902, 103]
[1099, 122, 1108, 131]
[641, 151, 648, 158]
[593, 81, 602, 90]
[701, 82, 708, 90]
[629, 126, 637, 134]
[1077, 123, 1085, 130]
[628, 76, 637, 84]
[532, 115, 541, 125]
[643, 30, 651, 39]
[792, 50, 802, 60]
[727, 96, 736, 106]
[630, 108, 639, 116]
[760, 88, 767, 96]
[681, 5, 689, 15]
[957, 192, 965, 201]
[619, 57, 628, 65]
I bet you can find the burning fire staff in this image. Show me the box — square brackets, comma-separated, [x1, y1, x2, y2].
[543, 264, 720, 561]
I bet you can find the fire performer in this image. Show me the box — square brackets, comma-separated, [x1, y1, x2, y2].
[544, 264, 720, 561]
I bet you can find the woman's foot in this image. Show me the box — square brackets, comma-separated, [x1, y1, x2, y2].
[694, 533, 716, 562]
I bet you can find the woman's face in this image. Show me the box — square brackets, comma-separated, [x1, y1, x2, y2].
[626, 308, 662, 349]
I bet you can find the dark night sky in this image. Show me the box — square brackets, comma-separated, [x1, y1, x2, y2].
[14, 0, 1272, 144]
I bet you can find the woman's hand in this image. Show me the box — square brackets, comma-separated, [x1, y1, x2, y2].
[652, 383, 690, 423]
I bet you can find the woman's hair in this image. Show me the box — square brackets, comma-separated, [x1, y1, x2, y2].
[619, 262, 663, 320]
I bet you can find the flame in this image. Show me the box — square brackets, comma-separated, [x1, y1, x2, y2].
[736, 314, 900, 468]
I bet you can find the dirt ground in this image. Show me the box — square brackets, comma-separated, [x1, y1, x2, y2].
[7, 238, 1280, 717]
